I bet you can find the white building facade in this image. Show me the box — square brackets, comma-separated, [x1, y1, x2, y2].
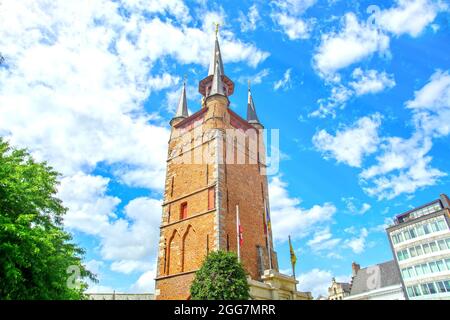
[387, 194, 450, 300]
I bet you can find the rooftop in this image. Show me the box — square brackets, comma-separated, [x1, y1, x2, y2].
[393, 194, 449, 226]
[349, 260, 402, 296]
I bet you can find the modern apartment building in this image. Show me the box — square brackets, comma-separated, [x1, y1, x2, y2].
[386, 194, 450, 300]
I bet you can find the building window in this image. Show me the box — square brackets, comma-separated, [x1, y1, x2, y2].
[409, 247, 417, 257]
[407, 287, 414, 297]
[415, 245, 423, 256]
[428, 283, 437, 295]
[421, 263, 430, 274]
[417, 226, 425, 237]
[436, 260, 445, 272]
[437, 281, 446, 293]
[430, 241, 438, 252]
[413, 285, 421, 297]
[444, 281, 450, 292]
[392, 234, 398, 244]
[180, 202, 188, 220]
[404, 230, 411, 240]
[429, 261, 439, 273]
[421, 284, 430, 295]
[208, 187, 215, 210]
[415, 265, 423, 276]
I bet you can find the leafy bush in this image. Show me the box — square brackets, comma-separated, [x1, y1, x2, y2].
[190, 250, 250, 300]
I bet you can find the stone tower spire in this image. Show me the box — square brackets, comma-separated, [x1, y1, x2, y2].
[208, 59, 225, 97]
[199, 26, 234, 99]
[171, 79, 189, 124]
[247, 81, 261, 125]
[208, 26, 225, 77]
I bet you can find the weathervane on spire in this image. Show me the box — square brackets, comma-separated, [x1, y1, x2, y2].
[183, 73, 187, 86]
[215, 22, 220, 37]
[248, 79, 251, 91]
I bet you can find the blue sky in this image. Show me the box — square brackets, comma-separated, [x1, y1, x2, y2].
[1, 0, 450, 297]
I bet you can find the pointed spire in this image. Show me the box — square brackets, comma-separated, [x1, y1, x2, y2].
[208, 23, 224, 77]
[174, 78, 188, 119]
[247, 81, 260, 124]
[199, 23, 234, 98]
[209, 59, 226, 97]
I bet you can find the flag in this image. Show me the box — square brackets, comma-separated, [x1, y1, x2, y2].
[238, 223, 243, 246]
[289, 235, 297, 268]
[264, 199, 273, 270]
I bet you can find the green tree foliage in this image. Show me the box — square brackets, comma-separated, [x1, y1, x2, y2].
[190, 250, 250, 300]
[0, 139, 96, 299]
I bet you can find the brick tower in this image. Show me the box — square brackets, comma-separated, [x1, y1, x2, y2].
[154, 31, 278, 300]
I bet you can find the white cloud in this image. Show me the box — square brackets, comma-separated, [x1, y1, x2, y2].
[297, 269, 332, 298]
[407, 69, 450, 138]
[310, 68, 395, 118]
[344, 228, 369, 254]
[312, 114, 382, 167]
[58, 173, 121, 235]
[273, 0, 318, 14]
[100, 197, 162, 268]
[271, 13, 311, 40]
[148, 73, 180, 91]
[269, 176, 336, 242]
[370, 217, 395, 233]
[314, 71, 449, 199]
[139, 17, 269, 69]
[350, 68, 396, 96]
[313, 13, 390, 76]
[274, 69, 292, 91]
[238, 68, 270, 86]
[341, 197, 371, 215]
[122, 0, 192, 24]
[271, 0, 316, 40]
[307, 227, 342, 252]
[361, 133, 445, 199]
[131, 267, 157, 293]
[110, 260, 154, 274]
[377, 0, 448, 37]
[238, 5, 260, 32]
[310, 84, 353, 118]
[59, 174, 162, 274]
[297, 268, 349, 298]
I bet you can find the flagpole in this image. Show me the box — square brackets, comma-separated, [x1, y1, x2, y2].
[236, 204, 240, 262]
[264, 199, 273, 270]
